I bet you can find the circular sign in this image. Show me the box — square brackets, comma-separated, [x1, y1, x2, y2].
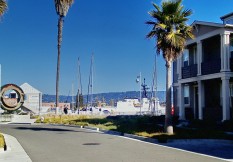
[0, 84, 25, 111]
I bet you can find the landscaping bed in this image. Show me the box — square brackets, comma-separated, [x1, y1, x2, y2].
[35, 115, 233, 141]
[0, 133, 5, 149]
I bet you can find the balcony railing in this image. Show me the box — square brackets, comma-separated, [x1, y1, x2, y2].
[182, 64, 197, 79]
[230, 58, 233, 71]
[201, 59, 221, 75]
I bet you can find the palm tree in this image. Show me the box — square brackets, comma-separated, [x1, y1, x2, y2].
[0, 0, 7, 18]
[146, 0, 193, 134]
[54, 0, 74, 109]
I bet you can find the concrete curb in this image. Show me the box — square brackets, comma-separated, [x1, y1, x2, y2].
[99, 129, 123, 136]
[0, 134, 32, 162]
[124, 133, 158, 143]
[83, 126, 100, 131]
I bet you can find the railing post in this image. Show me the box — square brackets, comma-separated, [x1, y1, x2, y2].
[197, 41, 202, 76]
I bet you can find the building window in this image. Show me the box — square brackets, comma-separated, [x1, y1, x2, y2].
[230, 36, 233, 58]
[184, 85, 189, 105]
[192, 46, 197, 64]
[183, 49, 189, 67]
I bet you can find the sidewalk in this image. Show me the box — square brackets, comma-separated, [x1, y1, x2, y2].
[0, 134, 32, 162]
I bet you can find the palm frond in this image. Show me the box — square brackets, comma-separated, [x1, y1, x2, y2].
[145, 20, 156, 25]
[0, 0, 7, 17]
[54, 0, 74, 17]
[152, 3, 160, 12]
[146, 30, 156, 39]
[146, 0, 193, 61]
[157, 23, 166, 30]
[182, 9, 192, 17]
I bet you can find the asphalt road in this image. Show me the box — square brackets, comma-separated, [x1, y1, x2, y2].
[0, 124, 227, 162]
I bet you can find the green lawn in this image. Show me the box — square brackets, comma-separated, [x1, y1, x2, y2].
[35, 114, 233, 141]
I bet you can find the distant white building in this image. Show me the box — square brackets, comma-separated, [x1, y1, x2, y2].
[20, 83, 42, 114]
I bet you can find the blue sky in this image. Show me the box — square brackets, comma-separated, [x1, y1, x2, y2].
[0, 0, 233, 95]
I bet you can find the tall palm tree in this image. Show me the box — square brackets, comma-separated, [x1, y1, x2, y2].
[146, 0, 193, 134]
[54, 0, 74, 108]
[0, 0, 7, 18]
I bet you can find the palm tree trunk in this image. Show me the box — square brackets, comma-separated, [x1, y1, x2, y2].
[56, 16, 63, 110]
[165, 60, 173, 134]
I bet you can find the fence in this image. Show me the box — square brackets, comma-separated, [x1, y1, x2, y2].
[0, 114, 12, 122]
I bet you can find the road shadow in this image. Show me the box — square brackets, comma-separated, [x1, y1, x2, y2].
[13, 126, 97, 134]
[14, 126, 79, 132]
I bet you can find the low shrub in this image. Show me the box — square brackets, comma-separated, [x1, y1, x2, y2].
[221, 120, 233, 132]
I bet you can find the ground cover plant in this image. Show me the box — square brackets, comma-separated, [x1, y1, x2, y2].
[0, 133, 5, 149]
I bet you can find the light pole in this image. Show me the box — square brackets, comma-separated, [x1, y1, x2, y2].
[136, 72, 142, 115]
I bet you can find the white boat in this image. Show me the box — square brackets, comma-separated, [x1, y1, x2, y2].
[89, 97, 165, 116]
[95, 79, 165, 115]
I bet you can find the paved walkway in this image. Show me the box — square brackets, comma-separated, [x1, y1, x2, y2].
[0, 134, 32, 162]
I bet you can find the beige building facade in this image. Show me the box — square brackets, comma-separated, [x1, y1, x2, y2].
[173, 12, 233, 121]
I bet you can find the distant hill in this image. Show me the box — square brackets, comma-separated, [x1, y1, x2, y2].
[42, 91, 166, 104]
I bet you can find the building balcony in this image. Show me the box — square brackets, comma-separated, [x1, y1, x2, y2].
[182, 64, 197, 79]
[201, 59, 221, 75]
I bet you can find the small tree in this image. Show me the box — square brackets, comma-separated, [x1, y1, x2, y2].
[146, 0, 193, 134]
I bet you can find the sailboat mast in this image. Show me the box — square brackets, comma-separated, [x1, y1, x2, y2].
[72, 83, 74, 111]
[87, 54, 94, 110]
[90, 54, 94, 109]
[77, 57, 82, 114]
[150, 54, 157, 114]
[154, 54, 157, 99]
